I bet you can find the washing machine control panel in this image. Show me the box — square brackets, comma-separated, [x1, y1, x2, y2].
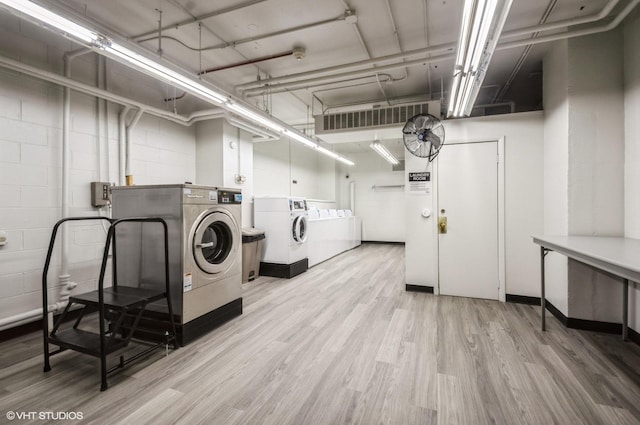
[289, 199, 307, 211]
[217, 190, 242, 204]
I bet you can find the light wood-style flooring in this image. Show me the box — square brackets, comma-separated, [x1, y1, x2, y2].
[2, 243, 640, 424]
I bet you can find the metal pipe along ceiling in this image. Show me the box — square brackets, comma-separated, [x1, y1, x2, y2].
[0, 54, 278, 140]
[235, 0, 629, 93]
[132, 0, 270, 40]
[239, 0, 639, 96]
[137, 15, 346, 52]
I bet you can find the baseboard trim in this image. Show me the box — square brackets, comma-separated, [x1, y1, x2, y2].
[506, 294, 541, 306]
[406, 285, 434, 294]
[544, 299, 639, 340]
[259, 258, 308, 279]
[362, 241, 405, 245]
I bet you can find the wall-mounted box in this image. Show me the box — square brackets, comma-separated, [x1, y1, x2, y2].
[91, 182, 111, 207]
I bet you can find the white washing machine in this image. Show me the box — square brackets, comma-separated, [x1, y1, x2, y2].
[254, 196, 309, 278]
[111, 184, 243, 345]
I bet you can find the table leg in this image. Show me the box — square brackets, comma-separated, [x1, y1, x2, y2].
[541, 246, 546, 332]
[623, 278, 629, 341]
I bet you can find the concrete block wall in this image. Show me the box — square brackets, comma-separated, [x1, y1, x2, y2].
[0, 19, 198, 324]
[624, 8, 640, 331]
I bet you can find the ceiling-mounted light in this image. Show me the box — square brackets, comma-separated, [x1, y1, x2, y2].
[0, 0, 355, 166]
[448, 0, 513, 118]
[0, 0, 97, 43]
[370, 141, 399, 165]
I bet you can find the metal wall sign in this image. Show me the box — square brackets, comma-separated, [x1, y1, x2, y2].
[408, 172, 431, 193]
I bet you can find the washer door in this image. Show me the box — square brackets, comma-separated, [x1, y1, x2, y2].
[292, 215, 308, 244]
[193, 211, 239, 274]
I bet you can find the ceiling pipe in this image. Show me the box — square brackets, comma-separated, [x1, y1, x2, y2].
[235, 43, 456, 92]
[239, 0, 639, 97]
[0, 53, 278, 140]
[198, 50, 295, 75]
[138, 14, 346, 53]
[498, 0, 639, 50]
[493, 0, 558, 103]
[242, 52, 456, 96]
[500, 0, 620, 39]
[132, 0, 270, 40]
[383, 0, 409, 81]
[235, 0, 626, 92]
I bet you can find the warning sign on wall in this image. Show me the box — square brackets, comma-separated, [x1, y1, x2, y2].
[408, 172, 431, 194]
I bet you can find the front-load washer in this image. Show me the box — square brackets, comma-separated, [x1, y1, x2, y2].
[111, 184, 242, 345]
[254, 196, 308, 278]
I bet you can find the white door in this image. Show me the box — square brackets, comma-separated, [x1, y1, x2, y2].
[438, 141, 499, 300]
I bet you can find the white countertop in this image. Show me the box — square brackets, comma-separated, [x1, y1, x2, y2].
[532, 235, 640, 283]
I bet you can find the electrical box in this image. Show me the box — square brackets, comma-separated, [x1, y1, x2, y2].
[91, 182, 111, 207]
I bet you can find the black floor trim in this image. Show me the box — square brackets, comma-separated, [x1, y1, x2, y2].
[406, 285, 434, 294]
[260, 259, 308, 279]
[545, 299, 631, 337]
[180, 298, 242, 346]
[362, 241, 405, 245]
[506, 294, 541, 306]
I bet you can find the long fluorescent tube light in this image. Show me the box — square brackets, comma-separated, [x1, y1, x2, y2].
[0, 0, 354, 166]
[448, 0, 512, 118]
[0, 0, 97, 44]
[370, 141, 399, 165]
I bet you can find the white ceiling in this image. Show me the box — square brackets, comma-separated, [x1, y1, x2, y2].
[6, 0, 630, 142]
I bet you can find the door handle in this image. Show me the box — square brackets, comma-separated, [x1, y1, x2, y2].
[196, 242, 214, 249]
[438, 216, 447, 234]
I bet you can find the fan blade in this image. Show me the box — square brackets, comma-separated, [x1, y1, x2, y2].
[413, 115, 428, 130]
[426, 132, 441, 148]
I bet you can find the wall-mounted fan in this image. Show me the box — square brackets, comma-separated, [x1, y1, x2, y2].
[402, 113, 445, 161]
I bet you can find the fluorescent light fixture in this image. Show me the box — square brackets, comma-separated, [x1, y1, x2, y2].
[0, 0, 97, 44]
[448, 0, 513, 118]
[336, 156, 355, 166]
[105, 42, 227, 105]
[370, 141, 399, 165]
[227, 102, 285, 133]
[282, 128, 317, 148]
[0, 0, 354, 165]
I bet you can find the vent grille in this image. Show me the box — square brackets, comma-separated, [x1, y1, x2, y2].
[317, 103, 431, 133]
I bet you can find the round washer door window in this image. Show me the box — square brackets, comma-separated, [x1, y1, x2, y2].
[292, 215, 308, 244]
[193, 211, 239, 274]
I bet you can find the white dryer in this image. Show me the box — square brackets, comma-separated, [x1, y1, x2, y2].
[254, 196, 309, 278]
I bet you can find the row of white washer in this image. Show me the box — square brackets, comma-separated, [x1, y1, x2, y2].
[308, 208, 353, 219]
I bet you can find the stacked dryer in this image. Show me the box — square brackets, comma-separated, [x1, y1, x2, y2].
[254, 196, 308, 278]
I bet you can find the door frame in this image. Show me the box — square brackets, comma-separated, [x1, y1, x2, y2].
[432, 137, 506, 302]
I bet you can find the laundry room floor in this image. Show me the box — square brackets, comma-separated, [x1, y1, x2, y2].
[2, 243, 640, 424]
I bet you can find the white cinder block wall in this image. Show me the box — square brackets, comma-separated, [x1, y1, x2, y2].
[624, 9, 640, 331]
[0, 19, 198, 324]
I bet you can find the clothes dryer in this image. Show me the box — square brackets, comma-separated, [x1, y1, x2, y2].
[111, 184, 242, 345]
[253, 196, 308, 278]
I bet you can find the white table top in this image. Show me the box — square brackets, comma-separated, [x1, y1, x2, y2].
[532, 235, 640, 283]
